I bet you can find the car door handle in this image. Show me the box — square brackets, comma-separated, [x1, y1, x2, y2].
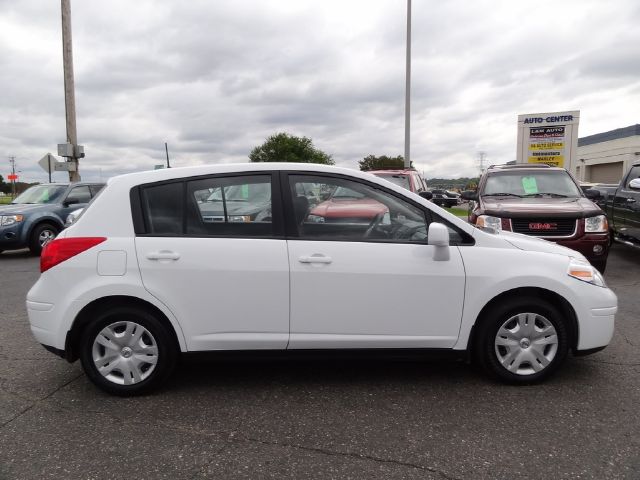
[146, 251, 181, 261]
[298, 254, 332, 264]
[626, 198, 636, 203]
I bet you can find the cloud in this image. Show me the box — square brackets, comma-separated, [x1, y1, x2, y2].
[1, 0, 639, 184]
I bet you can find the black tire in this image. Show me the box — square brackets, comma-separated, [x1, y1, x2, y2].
[79, 306, 178, 396]
[474, 297, 569, 384]
[28, 222, 59, 255]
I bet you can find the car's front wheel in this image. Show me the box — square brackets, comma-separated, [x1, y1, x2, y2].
[475, 297, 569, 384]
[29, 223, 58, 255]
[79, 306, 177, 396]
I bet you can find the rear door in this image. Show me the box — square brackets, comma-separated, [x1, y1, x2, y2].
[133, 173, 290, 351]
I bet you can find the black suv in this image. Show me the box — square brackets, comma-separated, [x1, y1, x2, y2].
[0, 182, 104, 255]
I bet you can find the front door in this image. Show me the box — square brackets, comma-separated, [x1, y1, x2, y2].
[285, 173, 466, 349]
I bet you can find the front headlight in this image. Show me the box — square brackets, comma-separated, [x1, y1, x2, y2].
[585, 215, 608, 233]
[476, 215, 502, 230]
[567, 258, 606, 287]
[0, 215, 24, 226]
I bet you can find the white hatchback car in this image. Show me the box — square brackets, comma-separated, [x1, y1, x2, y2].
[27, 163, 617, 395]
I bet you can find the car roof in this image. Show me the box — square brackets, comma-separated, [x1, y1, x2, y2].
[487, 163, 565, 171]
[108, 163, 407, 187]
[486, 165, 566, 173]
[368, 169, 416, 174]
[37, 182, 104, 187]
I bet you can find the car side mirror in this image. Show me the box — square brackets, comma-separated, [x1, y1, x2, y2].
[583, 189, 601, 199]
[428, 223, 450, 261]
[629, 178, 640, 190]
[64, 198, 81, 207]
[419, 191, 433, 200]
[461, 190, 478, 201]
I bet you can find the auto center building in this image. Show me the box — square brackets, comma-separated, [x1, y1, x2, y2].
[575, 124, 640, 184]
[517, 111, 639, 185]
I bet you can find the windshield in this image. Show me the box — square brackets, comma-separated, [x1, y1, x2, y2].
[482, 171, 582, 198]
[373, 173, 411, 190]
[206, 183, 271, 203]
[12, 185, 67, 204]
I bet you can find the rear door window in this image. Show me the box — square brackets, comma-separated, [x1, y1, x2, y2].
[186, 175, 274, 237]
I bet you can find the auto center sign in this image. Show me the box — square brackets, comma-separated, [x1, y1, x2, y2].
[516, 110, 579, 171]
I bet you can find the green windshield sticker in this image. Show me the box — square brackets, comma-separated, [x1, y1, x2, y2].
[522, 176, 538, 194]
[241, 184, 249, 199]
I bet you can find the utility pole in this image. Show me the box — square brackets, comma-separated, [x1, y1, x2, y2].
[403, 0, 412, 169]
[478, 151, 487, 175]
[9, 157, 16, 198]
[61, 0, 80, 181]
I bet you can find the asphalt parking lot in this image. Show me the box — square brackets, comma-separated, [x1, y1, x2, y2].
[1, 244, 639, 480]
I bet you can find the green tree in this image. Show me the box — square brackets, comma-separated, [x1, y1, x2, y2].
[249, 132, 334, 165]
[358, 155, 411, 171]
[0, 175, 9, 195]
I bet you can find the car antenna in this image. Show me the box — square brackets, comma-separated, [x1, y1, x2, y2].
[165, 142, 171, 168]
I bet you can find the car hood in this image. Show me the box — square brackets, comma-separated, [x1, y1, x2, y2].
[0, 203, 55, 215]
[310, 198, 388, 218]
[480, 196, 601, 218]
[496, 230, 587, 261]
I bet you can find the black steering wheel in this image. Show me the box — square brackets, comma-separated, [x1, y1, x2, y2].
[364, 212, 385, 238]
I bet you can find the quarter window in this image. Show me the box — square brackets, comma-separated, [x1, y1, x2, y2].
[141, 182, 183, 235]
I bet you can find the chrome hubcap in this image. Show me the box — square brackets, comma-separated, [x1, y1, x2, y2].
[92, 321, 158, 385]
[494, 312, 558, 376]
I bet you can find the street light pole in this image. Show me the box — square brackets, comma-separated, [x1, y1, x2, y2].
[61, 0, 80, 181]
[404, 0, 412, 169]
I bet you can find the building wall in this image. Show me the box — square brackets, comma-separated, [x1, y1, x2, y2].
[575, 125, 640, 184]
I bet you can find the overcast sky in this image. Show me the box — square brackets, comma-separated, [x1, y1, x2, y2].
[2, 0, 639, 183]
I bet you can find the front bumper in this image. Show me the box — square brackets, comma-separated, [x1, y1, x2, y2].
[556, 233, 610, 264]
[0, 223, 26, 250]
[573, 286, 617, 351]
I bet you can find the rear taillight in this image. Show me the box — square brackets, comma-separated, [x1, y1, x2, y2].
[40, 237, 107, 273]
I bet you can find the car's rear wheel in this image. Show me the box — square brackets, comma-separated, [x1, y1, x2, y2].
[79, 306, 177, 396]
[29, 223, 58, 255]
[475, 297, 569, 384]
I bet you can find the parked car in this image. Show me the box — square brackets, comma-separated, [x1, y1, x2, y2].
[369, 169, 428, 194]
[462, 164, 610, 273]
[0, 182, 104, 255]
[595, 161, 640, 247]
[430, 189, 460, 208]
[27, 163, 616, 395]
